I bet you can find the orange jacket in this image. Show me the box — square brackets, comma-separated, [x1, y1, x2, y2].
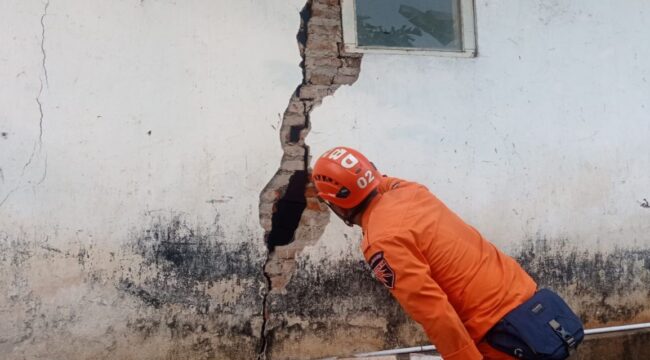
[361, 177, 537, 360]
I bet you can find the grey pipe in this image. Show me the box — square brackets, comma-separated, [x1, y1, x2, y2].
[354, 322, 650, 358]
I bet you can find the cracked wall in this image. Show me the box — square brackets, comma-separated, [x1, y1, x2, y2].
[304, 0, 650, 357]
[259, 0, 362, 293]
[2, 1, 650, 360]
[257, 1, 363, 357]
[1, 1, 305, 359]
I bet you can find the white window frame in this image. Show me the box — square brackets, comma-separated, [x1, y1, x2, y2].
[341, 0, 477, 57]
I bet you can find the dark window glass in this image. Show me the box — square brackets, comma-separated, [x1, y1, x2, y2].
[355, 0, 462, 51]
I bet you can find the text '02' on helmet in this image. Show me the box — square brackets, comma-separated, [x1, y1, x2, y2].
[312, 147, 381, 209]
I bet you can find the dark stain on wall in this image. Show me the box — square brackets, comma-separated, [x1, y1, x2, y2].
[118, 214, 267, 359]
[515, 238, 650, 325]
[264, 252, 422, 359]
[121, 216, 262, 310]
[576, 329, 650, 360]
[3, 222, 650, 360]
[261, 237, 650, 358]
[0, 237, 40, 349]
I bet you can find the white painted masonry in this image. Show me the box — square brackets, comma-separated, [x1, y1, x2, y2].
[1, 1, 306, 359]
[1, 0, 649, 359]
[1, 0, 304, 244]
[311, 0, 650, 253]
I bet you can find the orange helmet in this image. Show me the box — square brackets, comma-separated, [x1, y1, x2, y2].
[312, 147, 381, 209]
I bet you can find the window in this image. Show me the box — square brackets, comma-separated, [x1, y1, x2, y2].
[341, 0, 477, 57]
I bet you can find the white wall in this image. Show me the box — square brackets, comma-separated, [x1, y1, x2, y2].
[1, 0, 650, 358]
[311, 0, 650, 253]
[0, 1, 306, 358]
[1, 0, 304, 245]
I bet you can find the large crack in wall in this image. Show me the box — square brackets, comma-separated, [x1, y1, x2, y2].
[257, 0, 362, 358]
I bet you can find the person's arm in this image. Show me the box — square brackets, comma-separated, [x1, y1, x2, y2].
[365, 235, 482, 360]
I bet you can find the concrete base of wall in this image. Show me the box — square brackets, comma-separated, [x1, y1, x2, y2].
[575, 329, 650, 360]
[336, 330, 650, 360]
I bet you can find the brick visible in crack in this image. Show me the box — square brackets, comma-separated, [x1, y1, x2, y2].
[260, 0, 363, 290]
[257, 0, 363, 357]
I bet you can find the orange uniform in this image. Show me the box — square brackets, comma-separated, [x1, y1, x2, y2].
[361, 177, 537, 360]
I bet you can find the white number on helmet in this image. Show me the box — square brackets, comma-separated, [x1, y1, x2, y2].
[328, 148, 347, 160]
[365, 170, 375, 184]
[357, 176, 368, 189]
[357, 170, 376, 189]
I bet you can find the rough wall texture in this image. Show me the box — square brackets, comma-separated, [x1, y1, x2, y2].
[257, 0, 365, 357]
[118, 215, 265, 359]
[576, 330, 650, 360]
[0, 214, 266, 360]
[258, 239, 650, 359]
[259, 0, 362, 293]
[1, 0, 299, 358]
[265, 253, 425, 360]
[516, 238, 650, 327]
[2, 1, 650, 360]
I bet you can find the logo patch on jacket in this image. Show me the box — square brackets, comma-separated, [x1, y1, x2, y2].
[369, 251, 395, 289]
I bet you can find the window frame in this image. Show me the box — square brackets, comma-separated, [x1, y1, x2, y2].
[341, 0, 477, 57]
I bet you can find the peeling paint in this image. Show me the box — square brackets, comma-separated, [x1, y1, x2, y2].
[121, 215, 264, 315]
[264, 252, 423, 359]
[0, 214, 268, 359]
[257, 0, 364, 356]
[257, 238, 650, 359]
[1, 0, 649, 359]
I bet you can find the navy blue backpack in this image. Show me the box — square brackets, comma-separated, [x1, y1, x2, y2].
[485, 289, 584, 359]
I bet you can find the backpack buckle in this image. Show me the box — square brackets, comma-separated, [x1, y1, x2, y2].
[549, 319, 577, 349]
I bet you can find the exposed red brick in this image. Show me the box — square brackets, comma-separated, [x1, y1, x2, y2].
[306, 200, 321, 211]
[312, 2, 340, 15]
[343, 57, 362, 67]
[333, 74, 358, 85]
[305, 56, 343, 68]
[337, 66, 360, 76]
[309, 73, 334, 85]
[284, 111, 305, 126]
[307, 31, 341, 43]
[299, 85, 332, 99]
[308, 64, 339, 74]
[287, 100, 305, 114]
[308, 24, 342, 37]
[304, 185, 318, 197]
[306, 38, 339, 54]
[261, 0, 362, 297]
